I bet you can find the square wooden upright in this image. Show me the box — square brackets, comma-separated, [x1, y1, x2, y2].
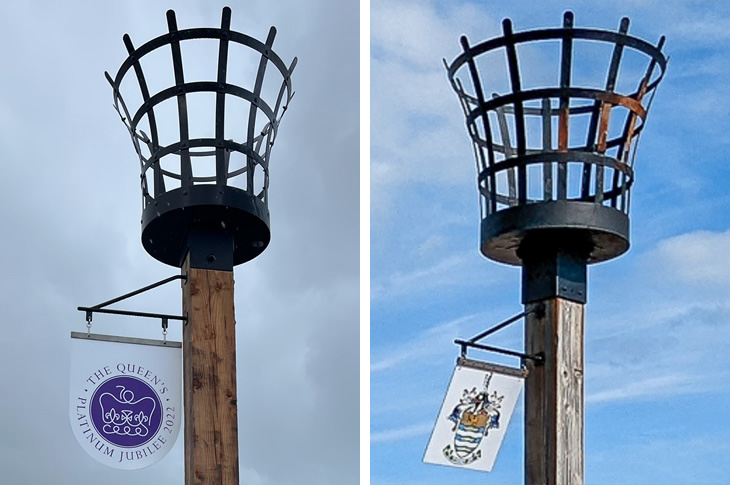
[182, 253, 239, 484]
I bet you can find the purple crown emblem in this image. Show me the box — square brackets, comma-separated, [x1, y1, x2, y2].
[91, 376, 162, 447]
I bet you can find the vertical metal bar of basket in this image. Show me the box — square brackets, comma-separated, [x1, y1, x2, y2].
[583, 18, 629, 204]
[462, 35, 498, 214]
[123, 35, 165, 198]
[557, 12, 573, 200]
[215, 8, 231, 187]
[167, 10, 193, 187]
[246, 27, 276, 195]
[503, 20, 527, 205]
[541, 98, 553, 201]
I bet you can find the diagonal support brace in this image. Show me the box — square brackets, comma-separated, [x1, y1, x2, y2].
[455, 303, 546, 365]
[77, 274, 188, 324]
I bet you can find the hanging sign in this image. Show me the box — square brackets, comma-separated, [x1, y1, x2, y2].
[69, 332, 182, 469]
[423, 358, 524, 472]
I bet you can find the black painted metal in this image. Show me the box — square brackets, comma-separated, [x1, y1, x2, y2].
[186, 230, 234, 271]
[455, 339, 545, 365]
[520, 246, 588, 303]
[77, 274, 188, 323]
[455, 304, 546, 364]
[106, 7, 296, 268]
[79, 306, 187, 323]
[88, 274, 186, 309]
[445, 11, 667, 268]
[468, 304, 544, 343]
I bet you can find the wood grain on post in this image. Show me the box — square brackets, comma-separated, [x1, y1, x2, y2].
[525, 298, 584, 485]
[182, 254, 239, 484]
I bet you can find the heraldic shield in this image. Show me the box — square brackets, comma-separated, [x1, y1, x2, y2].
[423, 359, 523, 472]
[444, 373, 503, 465]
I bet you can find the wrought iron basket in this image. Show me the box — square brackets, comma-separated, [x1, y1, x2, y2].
[106, 7, 296, 267]
[445, 12, 666, 265]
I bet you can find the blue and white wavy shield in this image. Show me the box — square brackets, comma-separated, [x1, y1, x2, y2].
[69, 333, 182, 470]
[423, 360, 523, 472]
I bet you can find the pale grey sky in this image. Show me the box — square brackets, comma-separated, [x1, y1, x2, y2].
[0, 1, 359, 484]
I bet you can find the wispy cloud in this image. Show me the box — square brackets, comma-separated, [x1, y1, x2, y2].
[371, 312, 481, 373]
[370, 0, 499, 227]
[671, 14, 730, 43]
[371, 253, 469, 301]
[372, 1, 496, 69]
[651, 229, 730, 286]
[587, 373, 697, 404]
[371, 421, 433, 443]
[584, 283, 730, 405]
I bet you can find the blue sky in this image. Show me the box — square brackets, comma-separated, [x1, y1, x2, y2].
[371, 1, 730, 484]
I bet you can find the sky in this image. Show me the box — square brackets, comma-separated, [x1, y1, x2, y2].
[2, 1, 730, 484]
[371, 1, 730, 484]
[0, 1, 358, 484]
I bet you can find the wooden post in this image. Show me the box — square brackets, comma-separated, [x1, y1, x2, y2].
[524, 298, 584, 485]
[182, 254, 239, 484]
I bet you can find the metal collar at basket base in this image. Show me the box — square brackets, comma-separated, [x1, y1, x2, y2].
[480, 200, 629, 267]
[141, 185, 271, 269]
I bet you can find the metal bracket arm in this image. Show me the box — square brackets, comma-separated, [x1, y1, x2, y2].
[455, 339, 545, 364]
[455, 303, 545, 365]
[77, 274, 188, 324]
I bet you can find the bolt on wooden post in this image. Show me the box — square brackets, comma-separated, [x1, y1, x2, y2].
[106, 7, 296, 483]
[445, 11, 666, 483]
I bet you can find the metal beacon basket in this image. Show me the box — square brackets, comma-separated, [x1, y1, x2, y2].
[445, 12, 667, 282]
[106, 7, 296, 268]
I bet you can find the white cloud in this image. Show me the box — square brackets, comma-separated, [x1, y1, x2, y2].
[371, 312, 479, 373]
[587, 373, 696, 404]
[584, 297, 730, 405]
[370, 0, 500, 227]
[651, 229, 730, 285]
[671, 14, 730, 43]
[371, 253, 469, 301]
[371, 421, 433, 443]
[372, 1, 493, 69]
[416, 234, 448, 257]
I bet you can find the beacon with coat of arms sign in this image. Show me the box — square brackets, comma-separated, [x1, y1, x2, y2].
[428, 11, 667, 481]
